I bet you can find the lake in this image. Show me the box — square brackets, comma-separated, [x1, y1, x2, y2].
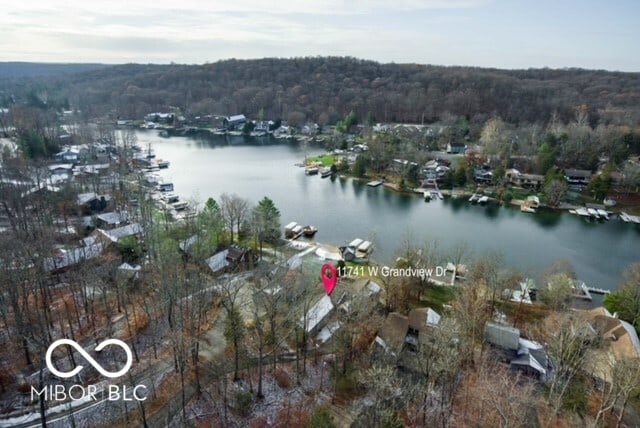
[139, 130, 640, 292]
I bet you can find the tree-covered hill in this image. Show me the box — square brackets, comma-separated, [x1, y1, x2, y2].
[1, 57, 639, 127]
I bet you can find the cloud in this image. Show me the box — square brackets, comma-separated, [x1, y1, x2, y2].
[1, 0, 638, 71]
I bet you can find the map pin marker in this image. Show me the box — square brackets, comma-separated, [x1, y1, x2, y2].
[321, 263, 338, 296]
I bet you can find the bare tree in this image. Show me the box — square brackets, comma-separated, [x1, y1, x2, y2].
[220, 193, 250, 244]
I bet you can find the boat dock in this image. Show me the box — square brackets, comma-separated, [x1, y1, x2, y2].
[621, 212, 640, 224]
[573, 281, 611, 301]
[585, 286, 611, 295]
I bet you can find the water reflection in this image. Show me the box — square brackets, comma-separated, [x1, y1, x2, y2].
[483, 204, 501, 219]
[143, 130, 639, 290]
[530, 210, 562, 228]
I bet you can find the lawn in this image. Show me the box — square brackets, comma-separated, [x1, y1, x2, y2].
[415, 285, 457, 312]
[306, 154, 336, 167]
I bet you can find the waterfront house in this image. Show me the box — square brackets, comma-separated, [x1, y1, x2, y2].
[505, 169, 544, 189]
[144, 112, 174, 124]
[474, 167, 493, 184]
[224, 114, 247, 131]
[564, 169, 592, 186]
[446, 142, 467, 154]
[391, 158, 419, 174]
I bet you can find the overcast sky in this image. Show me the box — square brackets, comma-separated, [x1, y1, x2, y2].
[2, 0, 639, 71]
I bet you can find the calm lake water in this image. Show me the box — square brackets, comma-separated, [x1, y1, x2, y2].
[140, 131, 640, 292]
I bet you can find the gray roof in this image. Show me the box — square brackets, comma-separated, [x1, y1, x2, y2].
[485, 322, 520, 351]
[376, 312, 410, 356]
[77, 192, 98, 205]
[98, 223, 143, 242]
[206, 249, 229, 273]
[44, 243, 104, 272]
[511, 353, 546, 376]
[77, 192, 111, 206]
[179, 235, 199, 253]
[301, 295, 335, 334]
[227, 114, 246, 122]
[97, 211, 129, 225]
[619, 320, 640, 354]
[565, 169, 592, 177]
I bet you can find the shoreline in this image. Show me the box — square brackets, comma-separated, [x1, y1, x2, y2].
[335, 173, 640, 221]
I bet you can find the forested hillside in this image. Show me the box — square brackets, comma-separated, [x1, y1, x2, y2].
[0, 62, 107, 79]
[1, 57, 640, 126]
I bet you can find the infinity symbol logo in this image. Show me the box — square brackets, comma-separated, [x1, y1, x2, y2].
[45, 339, 133, 379]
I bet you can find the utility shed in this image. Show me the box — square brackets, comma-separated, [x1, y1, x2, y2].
[485, 322, 520, 351]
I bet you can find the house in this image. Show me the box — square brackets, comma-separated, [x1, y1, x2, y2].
[564, 169, 592, 186]
[375, 307, 442, 357]
[20, 184, 60, 199]
[43, 243, 104, 273]
[77, 192, 111, 214]
[48, 164, 74, 176]
[96, 223, 143, 243]
[301, 294, 335, 335]
[316, 321, 342, 345]
[505, 169, 544, 190]
[406, 307, 442, 350]
[484, 322, 550, 380]
[226, 246, 255, 269]
[224, 114, 247, 131]
[55, 148, 80, 163]
[374, 312, 409, 357]
[584, 307, 640, 360]
[446, 142, 466, 154]
[206, 249, 230, 274]
[144, 112, 174, 124]
[474, 167, 493, 184]
[391, 159, 418, 173]
[96, 211, 129, 229]
[422, 160, 450, 181]
[205, 245, 255, 274]
[254, 120, 274, 133]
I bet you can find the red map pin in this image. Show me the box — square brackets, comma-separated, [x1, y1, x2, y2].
[321, 263, 338, 295]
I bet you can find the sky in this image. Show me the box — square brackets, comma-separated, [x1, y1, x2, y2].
[2, 0, 639, 71]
